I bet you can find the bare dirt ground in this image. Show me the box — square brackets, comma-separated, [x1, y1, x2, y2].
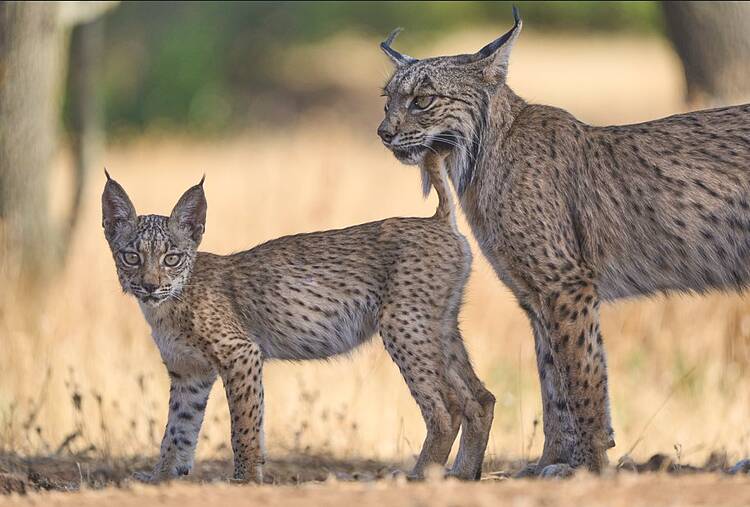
[1, 453, 750, 506]
[2, 468, 750, 507]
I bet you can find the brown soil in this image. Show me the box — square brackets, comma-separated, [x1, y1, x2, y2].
[1, 453, 749, 506]
[2, 472, 750, 507]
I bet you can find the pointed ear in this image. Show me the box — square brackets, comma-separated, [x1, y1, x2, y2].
[380, 28, 417, 67]
[169, 178, 207, 244]
[472, 6, 523, 82]
[102, 171, 137, 245]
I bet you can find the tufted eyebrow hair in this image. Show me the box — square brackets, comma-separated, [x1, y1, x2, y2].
[414, 75, 436, 94]
[383, 65, 440, 98]
[383, 66, 419, 97]
[402, 70, 423, 96]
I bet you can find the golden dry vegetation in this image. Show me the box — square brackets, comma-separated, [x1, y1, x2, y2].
[2, 31, 750, 499]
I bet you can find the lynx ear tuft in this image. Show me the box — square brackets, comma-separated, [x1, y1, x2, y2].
[102, 176, 137, 244]
[169, 182, 207, 244]
[380, 27, 417, 67]
[471, 6, 523, 82]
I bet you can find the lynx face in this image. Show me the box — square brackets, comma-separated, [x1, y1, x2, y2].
[378, 11, 522, 194]
[379, 60, 485, 166]
[111, 215, 198, 306]
[102, 174, 206, 307]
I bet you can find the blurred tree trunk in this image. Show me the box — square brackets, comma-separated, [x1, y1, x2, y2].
[663, 1, 750, 107]
[64, 18, 105, 260]
[0, 1, 65, 282]
[0, 2, 113, 285]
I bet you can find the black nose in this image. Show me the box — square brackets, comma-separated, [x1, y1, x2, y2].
[378, 126, 395, 144]
[142, 283, 158, 294]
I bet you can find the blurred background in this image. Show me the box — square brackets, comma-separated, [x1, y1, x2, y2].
[2, 1, 750, 470]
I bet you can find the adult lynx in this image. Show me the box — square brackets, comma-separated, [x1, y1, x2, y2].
[101, 153, 494, 483]
[378, 8, 750, 475]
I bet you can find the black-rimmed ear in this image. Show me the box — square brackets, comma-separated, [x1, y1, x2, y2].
[471, 6, 523, 81]
[102, 170, 137, 245]
[168, 178, 207, 244]
[380, 27, 417, 67]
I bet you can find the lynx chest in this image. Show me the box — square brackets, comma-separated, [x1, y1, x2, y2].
[139, 302, 214, 375]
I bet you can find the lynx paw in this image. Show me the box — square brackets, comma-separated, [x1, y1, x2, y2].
[539, 463, 575, 479]
[447, 462, 483, 481]
[231, 464, 263, 484]
[514, 464, 539, 478]
[133, 465, 189, 484]
[132, 471, 160, 484]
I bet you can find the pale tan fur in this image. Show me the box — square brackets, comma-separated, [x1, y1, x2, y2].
[379, 9, 750, 476]
[101, 153, 494, 483]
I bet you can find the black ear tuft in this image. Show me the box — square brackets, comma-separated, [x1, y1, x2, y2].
[467, 6, 523, 82]
[380, 27, 418, 67]
[475, 6, 522, 60]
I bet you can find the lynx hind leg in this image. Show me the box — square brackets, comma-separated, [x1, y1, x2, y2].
[444, 326, 496, 481]
[379, 304, 462, 479]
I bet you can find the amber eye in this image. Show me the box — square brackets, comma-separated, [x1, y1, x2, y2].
[122, 252, 141, 266]
[412, 95, 435, 110]
[163, 253, 182, 267]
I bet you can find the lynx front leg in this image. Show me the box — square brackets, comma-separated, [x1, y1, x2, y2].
[527, 313, 577, 471]
[541, 277, 614, 473]
[218, 339, 265, 484]
[137, 365, 216, 483]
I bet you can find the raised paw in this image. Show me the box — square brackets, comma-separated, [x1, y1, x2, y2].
[539, 463, 575, 479]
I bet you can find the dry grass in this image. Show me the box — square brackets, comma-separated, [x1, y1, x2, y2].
[2, 31, 750, 481]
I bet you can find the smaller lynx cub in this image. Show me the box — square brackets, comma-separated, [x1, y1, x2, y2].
[102, 153, 494, 483]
